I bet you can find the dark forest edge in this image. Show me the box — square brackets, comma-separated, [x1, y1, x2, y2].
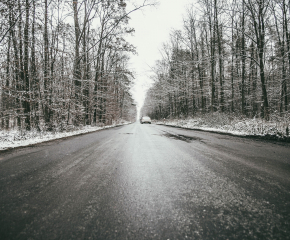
[141, 0, 290, 137]
[0, 0, 155, 132]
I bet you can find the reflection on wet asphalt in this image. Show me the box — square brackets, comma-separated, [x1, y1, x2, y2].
[162, 131, 203, 142]
[0, 122, 290, 239]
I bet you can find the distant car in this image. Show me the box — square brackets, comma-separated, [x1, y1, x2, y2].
[140, 116, 151, 124]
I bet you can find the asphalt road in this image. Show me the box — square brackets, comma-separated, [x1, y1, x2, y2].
[1, 123, 290, 240]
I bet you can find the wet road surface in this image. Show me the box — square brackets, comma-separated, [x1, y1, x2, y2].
[1, 123, 290, 239]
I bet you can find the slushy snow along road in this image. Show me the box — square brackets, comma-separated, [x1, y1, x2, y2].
[0, 122, 131, 151]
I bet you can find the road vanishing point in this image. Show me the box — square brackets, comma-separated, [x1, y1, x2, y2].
[1, 122, 290, 239]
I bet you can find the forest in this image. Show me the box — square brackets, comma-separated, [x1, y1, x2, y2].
[0, 0, 150, 132]
[142, 0, 290, 129]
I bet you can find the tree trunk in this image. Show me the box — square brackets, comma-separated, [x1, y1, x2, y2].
[23, 0, 30, 130]
[241, 2, 246, 115]
[282, 0, 289, 111]
[210, 2, 216, 112]
[31, 0, 39, 129]
[44, 0, 51, 126]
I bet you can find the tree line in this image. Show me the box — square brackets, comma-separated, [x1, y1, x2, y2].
[142, 0, 290, 121]
[0, 0, 150, 131]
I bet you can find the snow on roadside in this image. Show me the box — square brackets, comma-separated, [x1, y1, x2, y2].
[154, 114, 290, 140]
[0, 122, 131, 151]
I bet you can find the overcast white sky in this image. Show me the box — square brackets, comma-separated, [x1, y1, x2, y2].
[127, 0, 195, 116]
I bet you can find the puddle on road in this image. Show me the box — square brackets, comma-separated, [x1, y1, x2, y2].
[118, 131, 202, 143]
[162, 132, 202, 143]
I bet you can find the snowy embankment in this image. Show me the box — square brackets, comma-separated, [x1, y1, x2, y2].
[0, 121, 131, 151]
[155, 113, 290, 141]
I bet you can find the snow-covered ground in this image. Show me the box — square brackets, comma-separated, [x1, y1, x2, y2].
[1, 114, 289, 151]
[154, 113, 290, 140]
[0, 121, 131, 151]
